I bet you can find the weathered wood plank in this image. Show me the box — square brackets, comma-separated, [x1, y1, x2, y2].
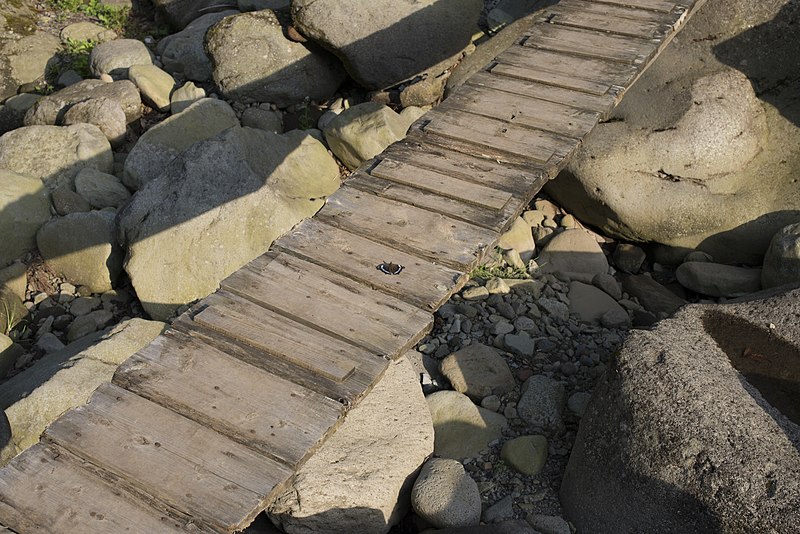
[548, 0, 677, 22]
[541, 6, 674, 39]
[420, 108, 575, 164]
[113, 331, 344, 467]
[522, 24, 659, 64]
[439, 83, 600, 138]
[494, 45, 639, 91]
[274, 218, 466, 310]
[221, 251, 432, 357]
[44, 384, 292, 533]
[346, 172, 520, 232]
[466, 70, 615, 116]
[172, 293, 388, 406]
[194, 306, 354, 382]
[317, 186, 498, 271]
[587, 0, 678, 13]
[0, 444, 201, 534]
[383, 141, 547, 197]
[370, 158, 513, 211]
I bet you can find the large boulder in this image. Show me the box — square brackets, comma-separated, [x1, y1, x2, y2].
[36, 211, 124, 293]
[0, 32, 60, 98]
[118, 126, 340, 320]
[122, 98, 240, 190]
[0, 170, 51, 266]
[152, 0, 234, 29]
[291, 0, 482, 90]
[0, 124, 113, 190]
[426, 390, 508, 461]
[762, 222, 800, 289]
[156, 10, 238, 82]
[206, 10, 346, 107]
[268, 356, 433, 534]
[561, 287, 800, 532]
[88, 38, 153, 79]
[0, 0, 40, 99]
[546, 0, 800, 266]
[0, 319, 166, 465]
[323, 103, 414, 170]
[24, 79, 142, 126]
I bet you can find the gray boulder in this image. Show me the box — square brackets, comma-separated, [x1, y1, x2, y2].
[0, 170, 51, 266]
[36, 211, 123, 293]
[676, 261, 762, 298]
[0, 319, 165, 465]
[59, 21, 118, 43]
[561, 287, 800, 533]
[323, 102, 413, 170]
[0, 32, 61, 97]
[127, 64, 175, 112]
[426, 390, 507, 460]
[118, 126, 340, 320]
[123, 98, 240, 190]
[411, 458, 481, 529]
[568, 281, 630, 328]
[0, 93, 39, 135]
[152, 0, 234, 29]
[762, 222, 800, 289]
[24, 79, 142, 126]
[74, 168, 131, 209]
[51, 185, 92, 216]
[292, 0, 482, 89]
[156, 10, 238, 82]
[89, 39, 154, 79]
[0, 124, 113, 191]
[440, 343, 515, 400]
[62, 97, 127, 147]
[206, 10, 346, 107]
[0, 1, 45, 99]
[517, 375, 566, 433]
[170, 82, 206, 114]
[497, 216, 535, 263]
[546, 0, 800, 266]
[268, 357, 433, 534]
[536, 229, 608, 276]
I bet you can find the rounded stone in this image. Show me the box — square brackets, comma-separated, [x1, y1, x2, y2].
[62, 97, 127, 147]
[426, 390, 507, 460]
[761, 222, 800, 289]
[411, 458, 481, 528]
[89, 39, 153, 79]
[500, 435, 548, 476]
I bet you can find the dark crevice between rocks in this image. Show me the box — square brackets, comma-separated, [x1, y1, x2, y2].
[703, 309, 800, 427]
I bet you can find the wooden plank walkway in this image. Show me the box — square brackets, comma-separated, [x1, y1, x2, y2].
[0, 1, 707, 531]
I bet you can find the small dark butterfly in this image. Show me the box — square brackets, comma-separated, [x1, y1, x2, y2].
[377, 261, 404, 275]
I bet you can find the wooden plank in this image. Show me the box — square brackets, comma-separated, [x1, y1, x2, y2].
[221, 251, 432, 357]
[274, 218, 466, 310]
[346, 172, 520, 232]
[194, 306, 354, 382]
[421, 108, 575, 164]
[382, 141, 547, 197]
[547, 0, 677, 22]
[172, 294, 388, 406]
[440, 83, 600, 138]
[541, 7, 673, 39]
[317, 186, 498, 272]
[523, 24, 658, 64]
[588, 0, 678, 13]
[495, 45, 639, 90]
[114, 331, 344, 467]
[44, 384, 292, 533]
[370, 158, 513, 211]
[0, 444, 200, 534]
[466, 70, 615, 116]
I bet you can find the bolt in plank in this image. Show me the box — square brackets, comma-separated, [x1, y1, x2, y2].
[114, 331, 345, 467]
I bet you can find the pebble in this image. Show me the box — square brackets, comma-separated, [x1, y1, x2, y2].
[411, 458, 482, 528]
[462, 286, 490, 301]
[501, 435, 548, 476]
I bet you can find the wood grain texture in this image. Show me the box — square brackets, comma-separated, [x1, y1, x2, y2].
[439, 83, 600, 138]
[547, 0, 678, 21]
[466, 70, 615, 116]
[172, 293, 388, 407]
[370, 158, 513, 211]
[382, 141, 547, 196]
[346, 172, 521, 232]
[275, 218, 466, 310]
[588, 0, 678, 12]
[44, 384, 292, 533]
[523, 24, 659, 65]
[540, 1, 679, 38]
[420, 108, 575, 165]
[0, 444, 201, 534]
[317, 186, 499, 271]
[221, 251, 432, 357]
[114, 330, 344, 467]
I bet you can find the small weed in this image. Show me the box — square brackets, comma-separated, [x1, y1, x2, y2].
[61, 37, 97, 77]
[297, 98, 315, 130]
[470, 263, 531, 280]
[48, 0, 130, 32]
[1, 300, 21, 337]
